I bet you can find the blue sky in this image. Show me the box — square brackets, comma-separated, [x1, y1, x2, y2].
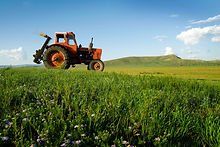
[0, 0, 220, 65]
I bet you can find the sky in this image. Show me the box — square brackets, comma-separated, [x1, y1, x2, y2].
[0, 0, 220, 65]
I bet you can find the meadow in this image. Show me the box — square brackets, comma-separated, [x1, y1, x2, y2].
[105, 67, 220, 80]
[0, 67, 219, 146]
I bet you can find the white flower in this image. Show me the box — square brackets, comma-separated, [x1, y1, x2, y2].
[74, 125, 79, 128]
[155, 137, 160, 141]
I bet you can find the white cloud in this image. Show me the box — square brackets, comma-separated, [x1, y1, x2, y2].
[154, 35, 167, 42]
[169, 14, 179, 18]
[188, 55, 197, 58]
[191, 14, 220, 24]
[212, 36, 220, 42]
[185, 26, 192, 29]
[0, 47, 24, 60]
[164, 47, 174, 55]
[176, 25, 220, 45]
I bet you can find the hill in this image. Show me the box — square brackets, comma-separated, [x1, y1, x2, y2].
[104, 55, 220, 67]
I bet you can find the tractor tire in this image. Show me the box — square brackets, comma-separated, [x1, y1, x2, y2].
[43, 46, 70, 69]
[88, 60, 104, 71]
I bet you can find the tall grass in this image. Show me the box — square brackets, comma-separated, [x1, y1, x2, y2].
[0, 68, 219, 146]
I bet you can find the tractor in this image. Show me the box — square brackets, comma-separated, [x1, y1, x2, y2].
[33, 32, 104, 71]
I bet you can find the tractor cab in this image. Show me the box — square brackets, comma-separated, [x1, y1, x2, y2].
[55, 32, 77, 46]
[53, 32, 78, 56]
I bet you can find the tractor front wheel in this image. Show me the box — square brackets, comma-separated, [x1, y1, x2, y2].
[88, 60, 104, 71]
[43, 46, 70, 69]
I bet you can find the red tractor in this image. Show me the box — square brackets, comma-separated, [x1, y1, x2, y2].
[33, 32, 104, 71]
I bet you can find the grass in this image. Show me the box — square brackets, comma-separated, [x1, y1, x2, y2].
[105, 66, 220, 80]
[0, 67, 219, 146]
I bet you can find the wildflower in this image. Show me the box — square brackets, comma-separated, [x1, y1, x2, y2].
[155, 137, 160, 141]
[41, 138, 47, 141]
[76, 140, 81, 144]
[67, 134, 72, 137]
[65, 139, 71, 144]
[4, 124, 9, 128]
[23, 109, 26, 112]
[2, 136, 9, 141]
[61, 143, 66, 147]
[23, 118, 28, 121]
[50, 101, 54, 104]
[30, 144, 36, 147]
[37, 138, 41, 142]
[9, 122, 13, 126]
[111, 145, 116, 147]
[167, 133, 171, 137]
[91, 114, 95, 117]
[80, 124, 84, 127]
[135, 133, 140, 136]
[42, 118, 45, 122]
[74, 125, 79, 128]
[122, 141, 129, 145]
[45, 130, 49, 133]
[95, 136, 98, 140]
[128, 126, 132, 129]
[73, 140, 81, 144]
[81, 133, 86, 137]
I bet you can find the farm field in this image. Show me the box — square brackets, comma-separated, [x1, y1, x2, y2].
[105, 66, 220, 81]
[0, 67, 219, 146]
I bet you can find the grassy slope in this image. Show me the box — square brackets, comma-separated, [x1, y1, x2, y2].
[0, 68, 219, 146]
[104, 55, 220, 67]
[105, 67, 220, 82]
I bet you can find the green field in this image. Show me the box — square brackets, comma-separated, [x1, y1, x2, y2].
[0, 67, 219, 146]
[105, 67, 220, 80]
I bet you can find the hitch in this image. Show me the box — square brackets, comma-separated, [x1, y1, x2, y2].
[33, 33, 51, 64]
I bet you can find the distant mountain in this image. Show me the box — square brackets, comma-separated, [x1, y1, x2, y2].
[104, 55, 220, 67]
[0, 64, 42, 68]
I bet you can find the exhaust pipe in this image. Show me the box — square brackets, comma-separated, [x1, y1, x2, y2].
[88, 37, 93, 50]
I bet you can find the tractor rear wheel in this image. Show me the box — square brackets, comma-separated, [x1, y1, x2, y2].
[88, 60, 104, 71]
[43, 46, 70, 69]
